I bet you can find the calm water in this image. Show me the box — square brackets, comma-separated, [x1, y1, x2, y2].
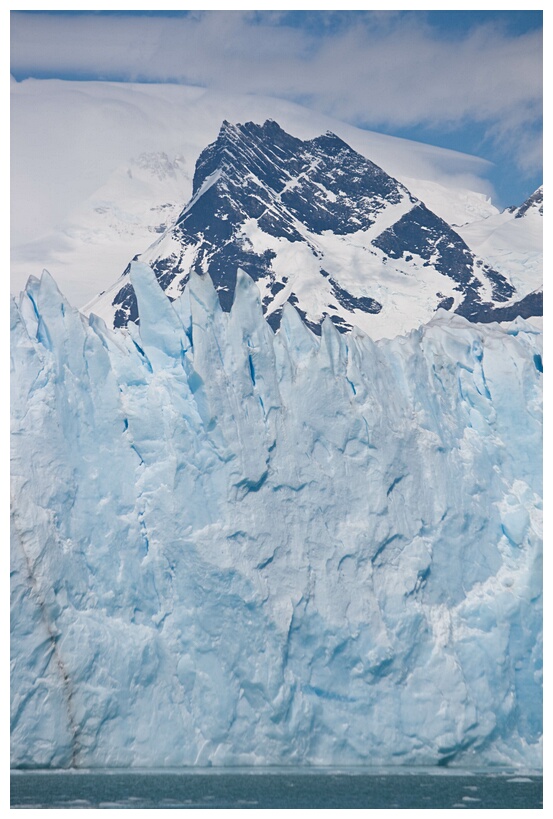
[11, 768, 543, 809]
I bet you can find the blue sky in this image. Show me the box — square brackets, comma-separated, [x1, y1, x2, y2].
[10, 8, 543, 207]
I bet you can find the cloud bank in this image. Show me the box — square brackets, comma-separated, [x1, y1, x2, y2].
[11, 11, 542, 176]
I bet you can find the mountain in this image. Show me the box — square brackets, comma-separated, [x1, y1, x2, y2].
[11, 263, 542, 768]
[508, 186, 543, 219]
[456, 186, 543, 314]
[11, 150, 192, 313]
[11, 79, 502, 308]
[87, 120, 534, 339]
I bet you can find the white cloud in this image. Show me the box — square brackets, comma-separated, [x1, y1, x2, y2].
[10, 11, 542, 174]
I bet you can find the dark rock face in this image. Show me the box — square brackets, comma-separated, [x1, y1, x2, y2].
[507, 187, 543, 219]
[461, 290, 543, 324]
[188, 121, 405, 237]
[109, 120, 535, 332]
[164, 120, 406, 317]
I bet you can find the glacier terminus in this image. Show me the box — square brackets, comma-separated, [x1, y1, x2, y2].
[10, 121, 542, 771]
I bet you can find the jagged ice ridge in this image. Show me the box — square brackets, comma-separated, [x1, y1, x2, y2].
[11, 262, 542, 768]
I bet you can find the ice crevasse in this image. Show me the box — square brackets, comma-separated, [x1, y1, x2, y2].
[11, 262, 542, 768]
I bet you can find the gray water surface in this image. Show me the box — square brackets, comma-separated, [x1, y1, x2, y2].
[11, 768, 543, 809]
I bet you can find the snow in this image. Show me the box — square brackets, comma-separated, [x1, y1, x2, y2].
[12, 149, 191, 315]
[11, 263, 542, 769]
[456, 197, 542, 298]
[402, 178, 499, 227]
[82, 119, 537, 338]
[236, 210, 464, 341]
[11, 79, 496, 308]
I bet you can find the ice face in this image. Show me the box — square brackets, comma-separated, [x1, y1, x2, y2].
[11, 263, 542, 768]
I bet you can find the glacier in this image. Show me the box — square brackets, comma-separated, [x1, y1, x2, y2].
[11, 262, 542, 769]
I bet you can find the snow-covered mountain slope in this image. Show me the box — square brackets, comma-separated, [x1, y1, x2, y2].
[69, 151, 190, 246]
[11, 263, 542, 769]
[402, 177, 500, 228]
[88, 120, 524, 339]
[12, 151, 192, 314]
[11, 79, 499, 307]
[456, 187, 543, 299]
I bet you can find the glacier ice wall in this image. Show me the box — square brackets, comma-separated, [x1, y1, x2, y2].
[11, 263, 542, 768]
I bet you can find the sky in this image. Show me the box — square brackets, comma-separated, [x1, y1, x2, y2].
[10, 7, 543, 207]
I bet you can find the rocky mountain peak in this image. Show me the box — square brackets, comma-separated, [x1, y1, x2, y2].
[86, 120, 529, 336]
[507, 186, 543, 219]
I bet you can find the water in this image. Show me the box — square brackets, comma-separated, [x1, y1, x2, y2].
[11, 768, 543, 809]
